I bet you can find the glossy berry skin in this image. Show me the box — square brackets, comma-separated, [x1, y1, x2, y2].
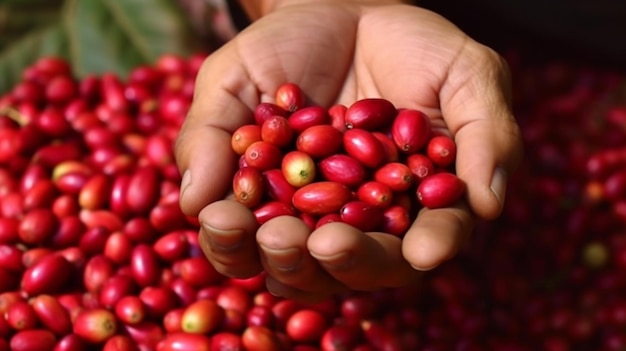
[426, 135, 457, 168]
[391, 109, 431, 154]
[416, 172, 465, 209]
[275, 82, 306, 112]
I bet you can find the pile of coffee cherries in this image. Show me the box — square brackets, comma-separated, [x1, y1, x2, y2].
[231, 83, 464, 236]
[1, 48, 626, 351]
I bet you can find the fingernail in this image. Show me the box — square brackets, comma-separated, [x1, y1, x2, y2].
[310, 252, 353, 270]
[410, 263, 439, 272]
[180, 170, 191, 199]
[260, 246, 302, 272]
[490, 167, 507, 207]
[202, 223, 244, 251]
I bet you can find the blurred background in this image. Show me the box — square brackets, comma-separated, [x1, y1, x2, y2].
[420, 0, 626, 69]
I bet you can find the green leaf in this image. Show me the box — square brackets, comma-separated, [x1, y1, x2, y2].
[0, 0, 203, 95]
[0, 23, 68, 95]
[63, 0, 203, 79]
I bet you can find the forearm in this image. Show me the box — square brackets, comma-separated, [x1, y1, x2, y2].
[234, 0, 411, 21]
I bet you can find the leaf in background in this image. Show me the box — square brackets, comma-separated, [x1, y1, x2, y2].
[63, 0, 204, 79]
[0, 23, 68, 94]
[0, 0, 65, 94]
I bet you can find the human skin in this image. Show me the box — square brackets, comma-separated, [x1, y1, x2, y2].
[175, 0, 524, 302]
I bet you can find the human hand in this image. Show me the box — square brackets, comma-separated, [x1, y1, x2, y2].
[174, 0, 523, 302]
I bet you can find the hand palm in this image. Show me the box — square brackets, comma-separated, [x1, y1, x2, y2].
[225, 4, 468, 117]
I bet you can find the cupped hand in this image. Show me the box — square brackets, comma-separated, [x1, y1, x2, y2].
[175, 1, 523, 302]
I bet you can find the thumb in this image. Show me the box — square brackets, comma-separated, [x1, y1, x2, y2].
[174, 47, 258, 216]
[440, 43, 523, 220]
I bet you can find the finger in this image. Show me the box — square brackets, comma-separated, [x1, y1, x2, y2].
[197, 200, 263, 278]
[174, 46, 260, 216]
[401, 203, 474, 270]
[440, 42, 524, 219]
[307, 222, 421, 291]
[256, 216, 347, 295]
